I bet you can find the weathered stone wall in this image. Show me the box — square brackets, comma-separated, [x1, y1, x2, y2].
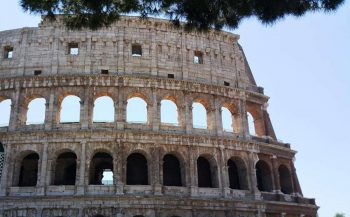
[0, 16, 317, 217]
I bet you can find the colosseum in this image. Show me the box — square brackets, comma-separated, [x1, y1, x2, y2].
[0, 16, 317, 217]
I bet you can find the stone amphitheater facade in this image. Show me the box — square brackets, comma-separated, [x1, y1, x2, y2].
[0, 16, 317, 217]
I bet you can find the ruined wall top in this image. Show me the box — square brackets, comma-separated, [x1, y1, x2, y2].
[0, 16, 260, 92]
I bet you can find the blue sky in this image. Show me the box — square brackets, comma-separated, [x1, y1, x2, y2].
[0, 1, 349, 216]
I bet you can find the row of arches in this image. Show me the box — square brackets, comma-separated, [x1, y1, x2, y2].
[0, 96, 257, 135]
[14, 151, 294, 194]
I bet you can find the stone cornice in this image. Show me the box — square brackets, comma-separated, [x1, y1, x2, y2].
[0, 74, 269, 102]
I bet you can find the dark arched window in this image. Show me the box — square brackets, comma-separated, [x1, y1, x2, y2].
[18, 153, 39, 187]
[54, 152, 77, 185]
[279, 165, 293, 194]
[163, 154, 182, 186]
[197, 156, 213, 188]
[127, 153, 148, 185]
[227, 158, 248, 190]
[256, 160, 273, 192]
[89, 152, 113, 185]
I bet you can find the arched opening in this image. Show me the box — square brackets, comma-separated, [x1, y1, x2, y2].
[127, 97, 147, 124]
[26, 98, 46, 125]
[279, 165, 293, 194]
[247, 112, 256, 135]
[163, 154, 182, 186]
[93, 96, 114, 122]
[18, 153, 39, 187]
[126, 153, 148, 185]
[222, 107, 234, 132]
[227, 158, 248, 190]
[256, 160, 273, 192]
[192, 102, 207, 129]
[197, 156, 217, 188]
[60, 95, 81, 123]
[161, 99, 179, 126]
[89, 152, 113, 185]
[0, 99, 11, 127]
[54, 152, 77, 185]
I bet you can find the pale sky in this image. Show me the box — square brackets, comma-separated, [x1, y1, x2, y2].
[0, 1, 349, 216]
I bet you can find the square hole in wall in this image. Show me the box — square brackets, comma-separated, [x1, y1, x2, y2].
[68, 43, 79, 55]
[132, 44, 142, 57]
[34, 70, 42, 76]
[4, 46, 13, 59]
[224, 81, 230, 87]
[101, 69, 109, 75]
[194, 51, 203, 64]
[168, 74, 175, 79]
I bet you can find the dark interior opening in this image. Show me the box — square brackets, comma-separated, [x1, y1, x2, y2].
[18, 153, 39, 187]
[163, 154, 182, 186]
[279, 165, 293, 194]
[127, 153, 148, 185]
[89, 152, 113, 185]
[256, 160, 273, 192]
[197, 156, 212, 188]
[54, 152, 77, 185]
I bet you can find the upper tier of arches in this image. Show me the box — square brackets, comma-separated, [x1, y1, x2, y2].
[0, 85, 276, 140]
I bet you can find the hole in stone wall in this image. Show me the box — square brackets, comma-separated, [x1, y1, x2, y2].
[161, 99, 178, 126]
[60, 95, 81, 123]
[34, 70, 42, 76]
[89, 152, 113, 185]
[93, 96, 114, 123]
[197, 156, 213, 188]
[54, 152, 77, 185]
[194, 51, 203, 64]
[168, 74, 174, 78]
[68, 43, 79, 55]
[279, 165, 293, 194]
[18, 153, 39, 187]
[127, 153, 148, 185]
[0, 99, 11, 127]
[26, 98, 46, 125]
[101, 69, 109, 74]
[4, 46, 13, 59]
[126, 97, 147, 124]
[256, 160, 273, 192]
[224, 81, 230, 86]
[132, 44, 142, 57]
[163, 154, 182, 186]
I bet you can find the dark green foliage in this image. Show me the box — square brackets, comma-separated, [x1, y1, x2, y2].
[20, 0, 344, 31]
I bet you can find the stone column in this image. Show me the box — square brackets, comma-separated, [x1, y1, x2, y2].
[152, 147, 162, 195]
[44, 92, 55, 130]
[220, 147, 231, 197]
[116, 141, 124, 195]
[184, 93, 193, 134]
[189, 146, 198, 196]
[37, 142, 48, 196]
[248, 152, 260, 198]
[9, 86, 21, 131]
[116, 87, 126, 130]
[213, 99, 223, 136]
[76, 141, 86, 195]
[80, 89, 92, 129]
[152, 89, 160, 131]
[238, 99, 249, 136]
[271, 155, 281, 193]
[0, 144, 10, 196]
